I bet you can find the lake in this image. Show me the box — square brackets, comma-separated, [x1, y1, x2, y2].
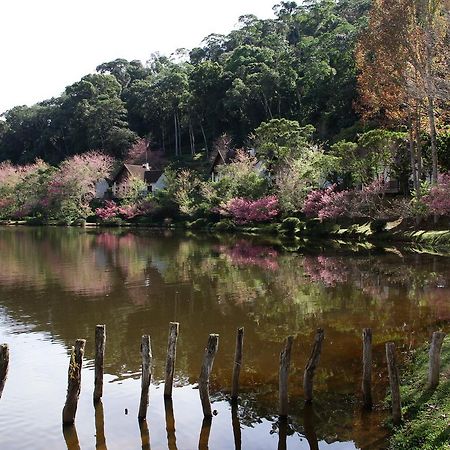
[0, 227, 449, 449]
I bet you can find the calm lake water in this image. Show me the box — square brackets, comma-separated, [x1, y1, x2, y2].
[0, 227, 449, 450]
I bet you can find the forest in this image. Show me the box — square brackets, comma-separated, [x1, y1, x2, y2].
[0, 0, 449, 228]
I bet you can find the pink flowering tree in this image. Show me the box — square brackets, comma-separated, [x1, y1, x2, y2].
[46, 151, 116, 221]
[95, 199, 155, 221]
[423, 173, 450, 216]
[0, 160, 51, 219]
[219, 195, 279, 224]
[303, 180, 387, 220]
[303, 185, 350, 219]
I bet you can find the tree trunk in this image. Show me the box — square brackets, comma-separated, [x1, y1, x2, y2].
[427, 94, 438, 184]
[408, 107, 419, 194]
[200, 123, 208, 158]
[173, 113, 178, 157]
[415, 102, 423, 182]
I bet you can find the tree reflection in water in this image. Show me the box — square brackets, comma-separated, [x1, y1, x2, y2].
[0, 227, 449, 449]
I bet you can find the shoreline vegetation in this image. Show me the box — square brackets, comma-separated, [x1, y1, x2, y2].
[2, 216, 450, 254]
[388, 337, 450, 450]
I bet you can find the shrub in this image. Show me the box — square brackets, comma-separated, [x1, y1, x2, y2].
[423, 173, 450, 216]
[213, 220, 236, 232]
[219, 196, 279, 224]
[370, 219, 387, 233]
[280, 217, 304, 235]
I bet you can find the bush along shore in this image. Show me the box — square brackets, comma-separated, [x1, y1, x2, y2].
[388, 336, 450, 450]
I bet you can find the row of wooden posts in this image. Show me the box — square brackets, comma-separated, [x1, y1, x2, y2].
[0, 325, 446, 428]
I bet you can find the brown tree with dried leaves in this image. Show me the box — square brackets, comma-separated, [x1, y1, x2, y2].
[357, 0, 450, 187]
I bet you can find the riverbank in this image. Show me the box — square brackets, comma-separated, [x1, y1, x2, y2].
[2, 216, 450, 253]
[388, 336, 450, 450]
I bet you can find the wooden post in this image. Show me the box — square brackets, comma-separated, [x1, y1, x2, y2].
[303, 329, 324, 403]
[279, 336, 294, 417]
[138, 335, 152, 420]
[385, 342, 402, 425]
[0, 344, 9, 399]
[231, 327, 244, 402]
[199, 334, 219, 418]
[164, 322, 179, 398]
[62, 339, 86, 425]
[428, 331, 446, 389]
[94, 325, 106, 403]
[362, 328, 373, 409]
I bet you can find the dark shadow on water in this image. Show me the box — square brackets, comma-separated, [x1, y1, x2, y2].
[164, 397, 178, 450]
[139, 419, 151, 450]
[63, 423, 80, 450]
[231, 402, 241, 450]
[95, 400, 107, 449]
[303, 403, 319, 450]
[198, 417, 212, 450]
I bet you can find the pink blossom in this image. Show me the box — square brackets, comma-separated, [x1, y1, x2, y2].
[423, 173, 450, 216]
[96, 201, 119, 220]
[219, 195, 279, 224]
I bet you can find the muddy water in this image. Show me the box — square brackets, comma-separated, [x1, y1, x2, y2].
[0, 227, 448, 450]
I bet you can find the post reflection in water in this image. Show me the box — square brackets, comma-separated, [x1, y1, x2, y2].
[303, 403, 319, 450]
[164, 397, 178, 450]
[62, 424, 80, 450]
[277, 418, 288, 450]
[198, 417, 212, 450]
[94, 400, 107, 450]
[139, 419, 151, 450]
[231, 403, 241, 450]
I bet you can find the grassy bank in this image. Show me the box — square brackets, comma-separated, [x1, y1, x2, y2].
[388, 336, 450, 450]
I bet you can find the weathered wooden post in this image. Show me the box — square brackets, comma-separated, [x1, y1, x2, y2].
[94, 324, 106, 403]
[62, 339, 86, 425]
[362, 328, 373, 409]
[164, 322, 179, 398]
[428, 331, 446, 389]
[304, 329, 324, 403]
[385, 342, 402, 425]
[138, 335, 152, 420]
[279, 336, 294, 417]
[231, 327, 244, 403]
[0, 344, 9, 399]
[199, 334, 219, 418]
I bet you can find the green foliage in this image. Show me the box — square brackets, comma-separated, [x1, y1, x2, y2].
[280, 217, 305, 235]
[389, 337, 450, 450]
[212, 150, 268, 202]
[0, 0, 371, 164]
[275, 146, 340, 214]
[254, 118, 316, 172]
[331, 129, 408, 185]
[212, 220, 236, 232]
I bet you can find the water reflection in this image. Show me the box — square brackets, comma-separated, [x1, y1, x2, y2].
[0, 227, 449, 449]
[139, 419, 151, 450]
[94, 400, 107, 450]
[198, 417, 212, 450]
[164, 397, 177, 450]
[62, 424, 80, 450]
